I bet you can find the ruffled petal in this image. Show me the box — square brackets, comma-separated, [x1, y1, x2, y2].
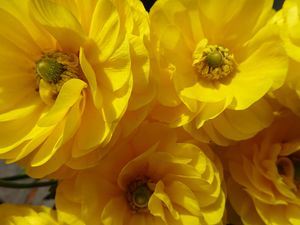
[29, 0, 86, 52]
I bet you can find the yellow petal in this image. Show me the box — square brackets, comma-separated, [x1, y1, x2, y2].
[194, 100, 230, 129]
[229, 41, 288, 110]
[102, 80, 132, 123]
[29, 0, 85, 52]
[152, 181, 180, 220]
[101, 197, 128, 225]
[0, 95, 42, 122]
[89, 0, 122, 62]
[38, 79, 86, 127]
[180, 81, 230, 103]
[73, 94, 110, 155]
[26, 140, 71, 177]
[165, 180, 201, 215]
[80, 48, 102, 109]
[30, 121, 64, 166]
[101, 38, 131, 92]
[0, 8, 40, 58]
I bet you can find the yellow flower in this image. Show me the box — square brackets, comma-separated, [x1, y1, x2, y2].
[56, 123, 225, 225]
[272, 0, 300, 116]
[0, 0, 153, 177]
[226, 112, 300, 225]
[149, 0, 288, 145]
[0, 203, 84, 225]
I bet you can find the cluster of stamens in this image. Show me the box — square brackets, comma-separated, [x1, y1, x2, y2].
[36, 51, 80, 95]
[127, 177, 155, 213]
[193, 44, 235, 80]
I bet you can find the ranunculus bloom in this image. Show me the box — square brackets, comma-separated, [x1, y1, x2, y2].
[226, 112, 300, 224]
[56, 123, 225, 225]
[149, 0, 288, 145]
[0, 203, 84, 225]
[0, 0, 153, 177]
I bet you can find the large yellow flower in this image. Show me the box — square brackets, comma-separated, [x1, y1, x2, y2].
[0, 0, 153, 177]
[226, 112, 300, 225]
[56, 122, 225, 225]
[0, 203, 84, 225]
[149, 0, 288, 145]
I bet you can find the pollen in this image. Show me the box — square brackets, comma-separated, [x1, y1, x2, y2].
[193, 41, 235, 80]
[127, 177, 155, 213]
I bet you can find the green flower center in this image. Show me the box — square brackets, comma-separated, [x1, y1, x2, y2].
[35, 51, 81, 104]
[36, 51, 79, 85]
[206, 50, 223, 68]
[127, 178, 154, 213]
[193, 41, 235, 80]
[132, 185, 152, 208]
[36, 58, 65, 83]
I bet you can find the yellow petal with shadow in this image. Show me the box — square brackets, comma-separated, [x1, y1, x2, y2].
[25, 140, 72, 178]
[72, 93, 110, 156]
[180, 81, 230, 103]
[89, 0, 122, 62]
[29, 0, 86, 52]
[165, 180, 201, 216]
[80, 48, 102, 109]
[38, 79, 86, 127]
[0, 8, 40, 58]
[151, 181, 180, 220]
[229, 41, 287, 110]
[0, 105, 46, 154]
[101, 38, 131, 92]
[101, 197, 128, 225]
[30, 120, 65, 167]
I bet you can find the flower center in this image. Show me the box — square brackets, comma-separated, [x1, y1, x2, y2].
[35, 51, 80, 104]
[36, 57, 65, 83]
[193, 40, 235, 80]
[277, 155, 300, 191]
[127, 178, 154, 213]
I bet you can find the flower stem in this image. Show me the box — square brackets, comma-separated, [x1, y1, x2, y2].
[1, 174, 29, 181]
[0, 179, 57, 189]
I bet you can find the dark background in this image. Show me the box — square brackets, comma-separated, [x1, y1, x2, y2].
[141, 0, 285, 12]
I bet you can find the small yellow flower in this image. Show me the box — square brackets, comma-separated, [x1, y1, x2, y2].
[0, 0, 153, 177]
[226, 112, 300, 225]
[56, 123, 225, 225]
[0, 204, 84, 225]
[149, 0, 288, 145]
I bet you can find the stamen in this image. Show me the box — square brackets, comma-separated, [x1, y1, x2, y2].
[193, 41, 235, 80]
[35, 51, 80, 104]
[127, 177, 154, 213]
